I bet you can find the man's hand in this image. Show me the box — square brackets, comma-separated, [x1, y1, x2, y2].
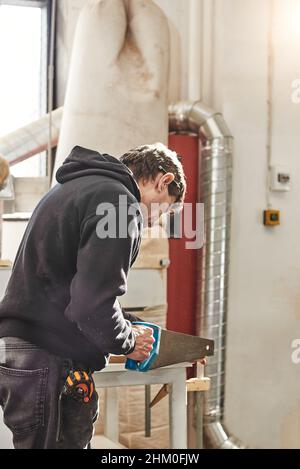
[126, 325, 155, 362]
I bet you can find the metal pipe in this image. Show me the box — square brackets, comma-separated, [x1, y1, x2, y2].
[169, 100, 245, 449]
[0, 107, 63, 167]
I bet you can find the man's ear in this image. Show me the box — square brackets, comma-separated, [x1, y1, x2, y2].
[157, 172, 175, 192]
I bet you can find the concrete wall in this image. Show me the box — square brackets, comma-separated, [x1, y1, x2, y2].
[214, 0, 300, 448]
[55, 0, 300, 448]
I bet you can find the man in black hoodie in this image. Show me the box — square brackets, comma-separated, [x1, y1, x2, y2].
[0, 143, 186, 449]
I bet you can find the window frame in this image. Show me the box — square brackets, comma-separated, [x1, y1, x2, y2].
[0, 0, 53, 178]
[0, 1, 48, 7]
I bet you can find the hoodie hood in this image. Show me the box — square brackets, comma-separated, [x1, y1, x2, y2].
[56, 146, 141, 202]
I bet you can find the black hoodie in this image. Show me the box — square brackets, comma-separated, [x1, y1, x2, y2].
[0, 146, 143, 370]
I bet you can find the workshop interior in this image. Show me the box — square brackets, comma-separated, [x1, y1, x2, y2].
[0, 0, 300, 450]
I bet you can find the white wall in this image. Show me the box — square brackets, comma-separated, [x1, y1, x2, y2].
[55, 0, 300, 448]
[215, 0, 300, 449]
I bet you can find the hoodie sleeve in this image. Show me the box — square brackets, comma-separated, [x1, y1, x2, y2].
[122, 308, 143, 323]
[64, 206, 141, 355]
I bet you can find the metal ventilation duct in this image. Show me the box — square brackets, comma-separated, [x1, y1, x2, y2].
[169, 101, 244, 449]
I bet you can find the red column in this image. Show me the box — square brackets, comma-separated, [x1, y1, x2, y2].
[167, 135, 200, 335]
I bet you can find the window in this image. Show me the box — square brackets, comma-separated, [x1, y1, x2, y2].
[0, 0, 49, 177]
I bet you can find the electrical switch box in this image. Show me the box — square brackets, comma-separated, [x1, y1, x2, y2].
[270, 165, 291, 192]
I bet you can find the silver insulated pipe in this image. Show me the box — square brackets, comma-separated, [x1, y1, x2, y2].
[169, 101, 244, 449]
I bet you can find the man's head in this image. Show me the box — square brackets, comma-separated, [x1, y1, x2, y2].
[120, 143, 186, 226]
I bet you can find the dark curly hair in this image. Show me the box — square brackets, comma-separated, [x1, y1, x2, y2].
[120, 143, 186, 204]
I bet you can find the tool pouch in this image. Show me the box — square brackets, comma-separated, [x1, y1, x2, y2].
[63, 370, 95, 403]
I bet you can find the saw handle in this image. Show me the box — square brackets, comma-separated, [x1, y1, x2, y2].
[125, 322, 161, 372]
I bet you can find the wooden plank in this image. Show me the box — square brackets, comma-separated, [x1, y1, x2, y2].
[186, 377, 211, 392]
[150, 377, 211, 408]
[109, 355, 126, 364]
[91, 435, 126, 449]
[133, 228, 169, 270]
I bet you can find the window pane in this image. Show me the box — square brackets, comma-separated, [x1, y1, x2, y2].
[0, 4, 47, 177]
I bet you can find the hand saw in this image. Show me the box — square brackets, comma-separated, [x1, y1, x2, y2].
[125, 322, 214, 372]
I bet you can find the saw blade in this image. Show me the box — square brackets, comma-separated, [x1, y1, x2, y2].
[149, 329, 214, 370]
